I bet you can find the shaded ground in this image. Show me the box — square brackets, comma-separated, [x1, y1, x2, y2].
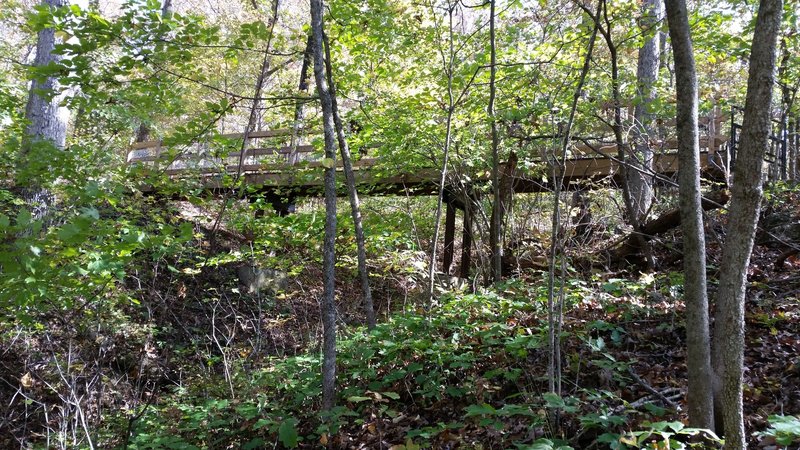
[1, 190, 799, 448]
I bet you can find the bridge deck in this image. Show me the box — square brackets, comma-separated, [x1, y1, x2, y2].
[127, 129, 730, 197]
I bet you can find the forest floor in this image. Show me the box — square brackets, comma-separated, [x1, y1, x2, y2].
[1, 187, 799, 449]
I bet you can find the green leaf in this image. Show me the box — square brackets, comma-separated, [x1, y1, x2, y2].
[16, 209, 31, 228]
[346, 396, 371, 403]
[763, 415, 800, 445]
[278, 419, 299, 448]
[542, 392, 565, 408]
[252, 418, 271, 430]
[242, 438, 266, 450]
[82, 207, 99, 220]
[321, 157, 335, 169]
[464, 403, 496, 417]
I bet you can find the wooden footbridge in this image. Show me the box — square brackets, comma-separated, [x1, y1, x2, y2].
[127, 122, 735, 198]
[127, 109, 796, 276]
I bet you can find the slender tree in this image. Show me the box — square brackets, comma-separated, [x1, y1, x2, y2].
[546, 0, 602, 395]
[208, 0, 279, 243]
[488, 0, 502, 282]
[310, 0, 339, 411]
[579, 0, 654, 268]
[134, 0, 173, 143]
[427, 0, 457, 301]
[713, 0, 783, 446]
[289, 34, 313, 165]
[629, 0, 663, 224]
[322, 34, 376, 330]
[664, 0, 714, 429]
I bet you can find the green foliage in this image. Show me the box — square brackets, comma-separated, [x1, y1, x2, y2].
[112, 291, 553, 447]
[612, 421, 720, 449]
[516, 439, 573, 450]
[758, 415, 800, 446]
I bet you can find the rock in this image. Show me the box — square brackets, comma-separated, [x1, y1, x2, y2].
[759, 211, 800, 245]
[237, 264, 289, 295]
[432, 272, 469, 292]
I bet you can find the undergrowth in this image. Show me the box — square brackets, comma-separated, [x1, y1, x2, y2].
[112, 284, 719, 450]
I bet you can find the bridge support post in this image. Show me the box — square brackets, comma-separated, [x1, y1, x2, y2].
[781, 115, 788, 180]
[443, 195, 456, 274]
[253, 193, 297, 217]
[792, 118, 798, 180]
[460, 201, 472, 279]
[271, 195, 296, 217]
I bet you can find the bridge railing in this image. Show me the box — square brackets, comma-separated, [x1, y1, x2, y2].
[126, 121, 731, 183]
[126, 129, 330, 175]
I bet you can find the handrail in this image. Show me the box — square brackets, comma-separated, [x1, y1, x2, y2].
[126, 127, 731, 178]
[126, 128, 322, 169]
[129, 128, 298, 150]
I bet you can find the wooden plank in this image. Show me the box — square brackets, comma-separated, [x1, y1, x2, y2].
[443, 199, 456, 274]
[128, 145, 318, 164]
[571, 136, 726, 156]
[230, 145, 315, 158]
[461, 205, 472, 278]
[219, 128, 294, 140]
[128, 128, 315, 150]
[160, 157, 382, 175]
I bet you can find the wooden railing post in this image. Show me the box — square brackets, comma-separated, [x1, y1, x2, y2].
[442, 191, 456, 274]
[155, 141, 163, 169]
[791, 118, 798, 180]
[781, 114, 788, 180]
[460, 199, 473, 279]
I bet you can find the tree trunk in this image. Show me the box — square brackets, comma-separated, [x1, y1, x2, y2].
[208, 0, 279, 244]
[427, 3, 457, 302]
[133, 0, 173, 144]
[712, 0, 782, 446]
[629, 0, 662, 224]
[664, 0, 714, 430]
[547, 0, 602, 396]
[22, 0, 68, 154]
[488, 0, 502, 283]
[289, 34, 314, 165]
[322, 34, 376, 330]
[583, 0, 655, 269]
[491, 151, 518, 276]
[19, 0, 69, 224]
[613, 190, 730, 261]
[310, 0, 338, 412]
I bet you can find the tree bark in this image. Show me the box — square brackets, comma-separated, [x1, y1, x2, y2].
[322, 34, 376, 330]
[19, 0, 69, 225]
[427, 2, 457, 302]
[547, 0, 602, 396]
[581, 0, 655, 269]
[289, 34, 313, 165]
[712, 0, 782, 446]
[22, 0, 68, 154]
[664, 0, 714, 430]
[629, 0, 663, 224]
[310, 0, 339, 412]
[488, 0, 502, 283]
[133, 0, 173, 144]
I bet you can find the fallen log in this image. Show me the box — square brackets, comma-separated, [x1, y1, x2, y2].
[775, 248, 800, 271]
[612, 189, 730, 261]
